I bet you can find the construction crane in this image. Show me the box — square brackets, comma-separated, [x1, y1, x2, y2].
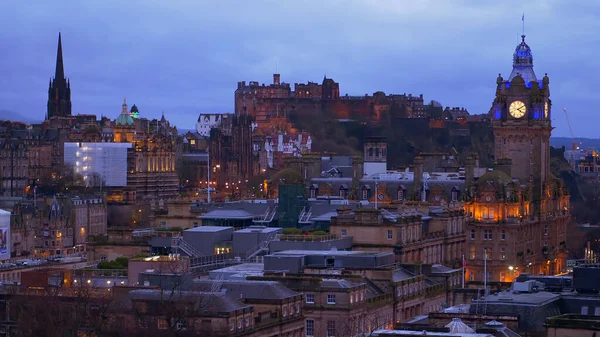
[563, 107, 578, 169]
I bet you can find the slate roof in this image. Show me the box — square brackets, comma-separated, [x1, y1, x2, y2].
[192, 280, 300, 300]
[431, 264, 461, 274]
[128, 289, 251, 315]
[393, 268, 417, 282]
[320, 278, 364, 290]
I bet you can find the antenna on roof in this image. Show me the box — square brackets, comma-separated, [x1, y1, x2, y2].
[522, 13, 525, 37]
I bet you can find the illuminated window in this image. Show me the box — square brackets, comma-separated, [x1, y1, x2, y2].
[485, 249, 492, 260]
[190, 140, 196, 145]
[500, 248, 506, 260]
[397, 188, 404, 201]
[470, 246, 476, 260]
[157, 318, 168, 330]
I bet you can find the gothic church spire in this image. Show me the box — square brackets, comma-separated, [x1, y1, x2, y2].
[47, 32, 72, 119]
[55, 32, 65, 83]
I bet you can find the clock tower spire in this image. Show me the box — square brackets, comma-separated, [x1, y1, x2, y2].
[490, 35, 552, 215]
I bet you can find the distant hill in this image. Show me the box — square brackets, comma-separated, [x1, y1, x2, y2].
[0, 109, 40, 124]
[551, 137, 600, 150]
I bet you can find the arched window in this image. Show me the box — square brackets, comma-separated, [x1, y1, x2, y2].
[368, 148, 373, 157]
[397, 188, 404, 201]
[375, 148, 380, 157]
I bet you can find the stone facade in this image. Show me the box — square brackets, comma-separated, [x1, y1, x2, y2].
[235, 74, 425, 126]
[330, 204, 466, 266]
[463, 35, 570, 282]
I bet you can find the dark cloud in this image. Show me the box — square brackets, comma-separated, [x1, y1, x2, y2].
[0, 0, 597, 137]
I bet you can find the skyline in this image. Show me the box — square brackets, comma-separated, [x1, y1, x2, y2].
[0, 0, 598, 137]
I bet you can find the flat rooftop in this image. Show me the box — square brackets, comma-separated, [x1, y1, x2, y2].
[371, 330, 492, 337]
[270, 249, 390, 257]
[198, 209, 255, 220]
[210, 263, 264, 274]
[184, 226, 233, 232]
[473, 289, 562, 306]
[235, 226, 281, 234]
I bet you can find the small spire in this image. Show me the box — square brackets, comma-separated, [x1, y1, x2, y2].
[521, 35, 526, 43]
[124, 97, 127, 104]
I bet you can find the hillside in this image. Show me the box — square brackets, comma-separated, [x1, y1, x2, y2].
[290, 110, 495, 168]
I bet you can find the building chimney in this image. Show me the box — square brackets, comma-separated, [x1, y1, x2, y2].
[273, 74, 281, 85]
[465, 155, 475, 188]
[496, 158, 512, 178]
[413, 156, 424, 199]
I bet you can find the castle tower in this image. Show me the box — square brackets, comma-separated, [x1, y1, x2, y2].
[490, 35, 552, 213]
[47, 33, 72, 119]
[363, 137, 387, 177]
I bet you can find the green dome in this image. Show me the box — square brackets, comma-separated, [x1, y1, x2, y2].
[477, 170, 514, 189]
[115, 113, 135, 126]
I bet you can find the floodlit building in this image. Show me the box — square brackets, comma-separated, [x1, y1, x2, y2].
[64, 142, 131, 187]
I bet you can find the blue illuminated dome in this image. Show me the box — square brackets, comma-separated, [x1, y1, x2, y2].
[509, 35, 537, 84]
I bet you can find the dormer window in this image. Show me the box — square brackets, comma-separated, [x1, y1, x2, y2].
[451, 187, 459, 202]
[339, 185, 348, 199]
[362, 187, 369, 200]
[397, 188, 404, 201]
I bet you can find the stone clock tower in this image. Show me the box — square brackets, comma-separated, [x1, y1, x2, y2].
[490, 35, 552, 214]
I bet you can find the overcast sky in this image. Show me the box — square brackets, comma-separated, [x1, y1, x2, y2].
[0, 0, 598, 137]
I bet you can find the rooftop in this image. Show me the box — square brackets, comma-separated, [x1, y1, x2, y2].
[128, 289, 251, 314]
[320, 278, 365, 289]
[545, 314, 600, 331]
[270, 249, 390, 258]
[198, 209, 255, 220]
[192, 279, 300, 300]
[210, 263, 265, 274]
[184, 226, 233, 233]
[472, 289, 561, 306]
[235, 226, 281, 234]
[371, 330, 493, 337]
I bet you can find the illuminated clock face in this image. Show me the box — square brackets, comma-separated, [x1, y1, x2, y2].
[509, 100, 527, 118]
[544, 102, 549, 118]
